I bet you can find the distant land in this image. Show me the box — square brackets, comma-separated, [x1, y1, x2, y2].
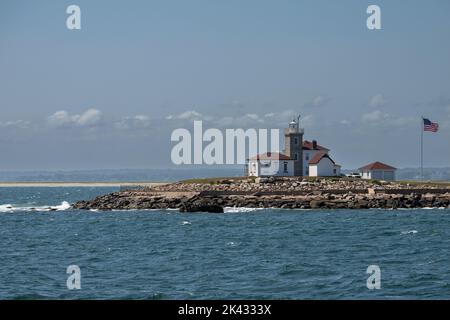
[0, 167, 449, 183]
[342, 167, 450, 181]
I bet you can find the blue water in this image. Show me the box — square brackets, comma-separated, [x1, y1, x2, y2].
[0, 168, 243, 183]
[1, 187, 450, 299]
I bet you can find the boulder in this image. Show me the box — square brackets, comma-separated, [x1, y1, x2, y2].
[180, 202, 224, 213]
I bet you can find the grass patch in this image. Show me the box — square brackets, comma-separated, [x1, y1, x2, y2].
[396, 180, 450, 187]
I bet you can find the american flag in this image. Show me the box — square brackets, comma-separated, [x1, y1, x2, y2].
[423, 118, 439, 132]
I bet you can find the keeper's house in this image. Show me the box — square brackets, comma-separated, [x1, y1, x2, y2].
[359, 161, 397, 181]
[247, 152, 294, 177]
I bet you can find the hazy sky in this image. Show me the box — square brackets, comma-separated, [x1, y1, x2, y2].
[1, 0, 450, 170]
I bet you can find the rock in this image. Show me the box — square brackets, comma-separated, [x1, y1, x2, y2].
[310, 200, 324, 208]
[180, 202, 224, 213]
[71, 177, 450, 211]
[255, 177, 264, 184]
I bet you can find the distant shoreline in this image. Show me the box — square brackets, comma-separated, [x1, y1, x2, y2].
[0, 182, 166, 187]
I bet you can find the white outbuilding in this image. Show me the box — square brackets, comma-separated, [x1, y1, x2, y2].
[359, 161, 397, 181]
[308, 153, 341, 177]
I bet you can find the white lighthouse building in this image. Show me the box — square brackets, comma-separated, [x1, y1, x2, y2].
[247, 118, 341, 177]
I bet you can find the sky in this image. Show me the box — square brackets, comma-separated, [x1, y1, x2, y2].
[0, 0, 450, 170]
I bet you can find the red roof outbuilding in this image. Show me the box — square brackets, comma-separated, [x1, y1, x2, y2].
[359, 161, 396, 171]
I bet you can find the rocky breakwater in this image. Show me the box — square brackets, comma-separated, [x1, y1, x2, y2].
[72, 177, 450, 212]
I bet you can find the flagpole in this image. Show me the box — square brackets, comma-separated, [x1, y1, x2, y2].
[421, 116, 423, 181]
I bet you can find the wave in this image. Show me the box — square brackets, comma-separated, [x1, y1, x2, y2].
[0, 201, 71, 212]
[401, 230, 418, 235]
[223, 207, 266, 213]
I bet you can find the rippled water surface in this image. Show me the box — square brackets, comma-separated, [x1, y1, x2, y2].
[1, 187, 450, 299]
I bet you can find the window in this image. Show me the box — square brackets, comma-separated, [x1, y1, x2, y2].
[260, 161, 271, 167]
[294, 153, 298, 160]
[294, 137, 298, 145]
[333, 169, 337, 174]
[305, 153, 309, 161]
[283, 162, 288, 173]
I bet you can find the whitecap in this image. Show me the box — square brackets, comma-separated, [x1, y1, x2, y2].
[223, 207, 265, 213]
[181, 221, 191, 225]
[0, 201, 72, 212]
[401, 230, 418, 235]
[0, 204, 14, 212]
[52, 201, 71, 211]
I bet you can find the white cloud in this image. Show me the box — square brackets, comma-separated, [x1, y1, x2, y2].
[368, 94, 387, 108]
[301, 114, 314, 127]
[361, 110, 387, 123]
[47, 109, 102, 127]
[212, 113, 264, 127]
[115, 115, 151, 130]
[389, 116, 416, 126]
[166, 110, 211, 121]
[244, 113, 264, 122]
[76, 109, 102, 126]
[301, 95, 329, 108]
[261, 110, 313, 127]
[361, 110, 416, 128]
[0, 120, 31, 129]
[166, 109, 310, 128]
[312, 95, 326, 107]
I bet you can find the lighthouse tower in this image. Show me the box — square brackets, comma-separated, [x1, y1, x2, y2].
[284, 116, 304, 176]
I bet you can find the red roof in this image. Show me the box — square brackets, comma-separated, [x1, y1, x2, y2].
[359, 161, 396, 171]
[303, 140, 329, 151]
[250, 152, 291, 160]
[309, 152, 335, 165]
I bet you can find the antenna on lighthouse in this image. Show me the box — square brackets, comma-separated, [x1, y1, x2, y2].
[297, 114, 301, 127]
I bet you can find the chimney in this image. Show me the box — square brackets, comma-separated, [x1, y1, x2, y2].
[312, 140, 317, 149]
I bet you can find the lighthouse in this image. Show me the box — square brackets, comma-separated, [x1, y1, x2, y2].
[284, 116, 304, 176]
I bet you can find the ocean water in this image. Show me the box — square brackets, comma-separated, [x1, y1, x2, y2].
[1, 187, 450, 299]
[0, 168, 243, 183]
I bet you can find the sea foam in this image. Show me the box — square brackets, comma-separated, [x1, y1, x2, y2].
[0, 201, 71, 212]
[223, 207, 265, 213]
[401, 230, 418, 235]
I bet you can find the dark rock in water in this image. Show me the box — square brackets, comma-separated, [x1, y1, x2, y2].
[180, 203, 224, 213]
[70, 179, 450, 211]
